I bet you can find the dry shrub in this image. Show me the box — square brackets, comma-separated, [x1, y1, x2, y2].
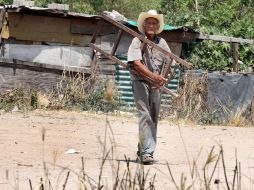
[226, 107, 252, 127]
[48, 71, 120, 112]
[0, 71, 120, 113]
[48, 71, 97, 109]
[170, 72, 253, 126]
[0, 86, 38, 111]
[172, 71, 209, 122]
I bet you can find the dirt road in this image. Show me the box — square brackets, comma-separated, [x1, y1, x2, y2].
[0, 110, 254, 189]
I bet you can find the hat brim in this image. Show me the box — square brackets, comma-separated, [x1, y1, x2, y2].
[137, 12, 164, 34]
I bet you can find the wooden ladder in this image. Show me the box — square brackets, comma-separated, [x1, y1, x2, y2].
[89, 14, 193, 97]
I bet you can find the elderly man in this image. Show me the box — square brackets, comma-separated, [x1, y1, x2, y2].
[127, 10, 172, 164]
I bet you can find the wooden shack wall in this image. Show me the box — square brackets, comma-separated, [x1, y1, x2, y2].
[0, 64, 63, 93]
[6, 13, 92, 45]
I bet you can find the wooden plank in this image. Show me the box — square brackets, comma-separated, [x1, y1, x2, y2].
[232, 42, 239, 72]
[91, 52, 98, 74]
[71, 18, 118, 35]
[0, 65, 63, 94]
[160, 31, 200, 43]
[7, 13, 92, 45]
[111, 29, 123, 55]
[0, 57, 116, 75]
[91, 19, 103, 43]
[0, 59, 114, 95]
[198, 34, 254, 44]
[252, 93, 254, 122]
[90, 43, 127, 68]
[161, 42, 182, 77]
[101, 14, 192, 69]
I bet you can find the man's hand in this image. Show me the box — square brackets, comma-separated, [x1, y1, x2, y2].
[132, 60, 167, 89]
[152, 74, 167, 89]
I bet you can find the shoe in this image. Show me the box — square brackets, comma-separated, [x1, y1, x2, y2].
[137, 155, 154, 165]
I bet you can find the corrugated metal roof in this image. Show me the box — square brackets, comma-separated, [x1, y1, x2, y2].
[3, 5, 100, 19]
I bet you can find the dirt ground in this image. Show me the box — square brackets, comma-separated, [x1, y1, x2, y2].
[0, 110, 254, 190]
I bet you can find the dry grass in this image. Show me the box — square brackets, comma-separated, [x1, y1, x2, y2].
[170, 72, 209, 123]
[0, 86, 38, 111]
[0, 71, 120, 113]
[226, 108, 252, 127]
[169, 72, 254, 126]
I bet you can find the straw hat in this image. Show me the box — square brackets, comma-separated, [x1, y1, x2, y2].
[137, 10, 164, 34]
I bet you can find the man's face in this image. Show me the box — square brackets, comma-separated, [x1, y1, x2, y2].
[143, 17, 159, 35]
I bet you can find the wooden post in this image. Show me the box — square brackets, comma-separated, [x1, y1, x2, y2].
[90, 51, 98, 74]
[111, 29, 123, 56]
[90, 19, 103, 44]
[251, 93, 254, 122]
[232, 42, 239, 72]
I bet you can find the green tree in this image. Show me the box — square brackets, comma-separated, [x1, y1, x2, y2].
[160, 0, 254, 71]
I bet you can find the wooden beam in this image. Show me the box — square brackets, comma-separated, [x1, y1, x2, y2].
[232, 42, 239, 72]
[251, 94, 254, 122]
[0, 59, 91, 74]
[90, 52, 98, 74]
[71, 18, 117, 35]
[198, 34, 253, 44]
[91, 19, 103, 43]
[90, 43, 127, 68]
[111, 29, 123, 56]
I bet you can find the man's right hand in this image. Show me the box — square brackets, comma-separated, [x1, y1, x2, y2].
[133, 60, 167, 88]
[152, 74, 167, 88]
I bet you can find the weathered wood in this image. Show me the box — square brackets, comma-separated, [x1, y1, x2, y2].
[111, 29, 123, 56]
[101, 14, 192, 69]
[91, 52, 98, 74]
[198, 34, 254, 44]
[90, 43, 127, 68]
[252, 93, 254, 122]
[91, 19, 103, 44]
[232, 42, 239, 72]
[161, 43, 182, 78]
[0, 60, 64, 74]
[70, 18, 117, 35]
[5, 13, 92, 45]
[160, 30, 200, 43]
[0, 58, 114, 94]
[0, 65, 63, 94]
